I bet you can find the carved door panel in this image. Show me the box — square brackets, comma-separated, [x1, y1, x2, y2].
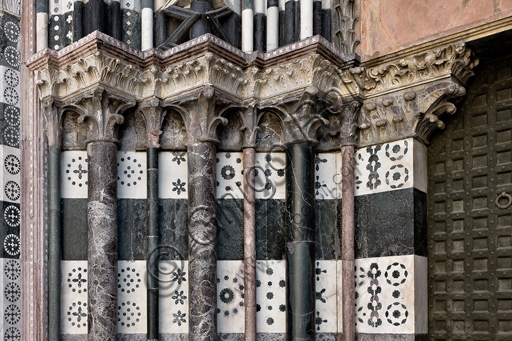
[428, 55, 512, 340]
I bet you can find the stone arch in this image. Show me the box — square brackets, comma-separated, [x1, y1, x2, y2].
[255, 110, 285, 152]
[217, 108, 244, 150]
[118, 108, 147, 151]
[62, 109, 87, 149]
[160, 108, 188, 150]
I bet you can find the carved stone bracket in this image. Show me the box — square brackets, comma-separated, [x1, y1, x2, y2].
[63, 89, 136, 144]
[239, 103, 260, 148]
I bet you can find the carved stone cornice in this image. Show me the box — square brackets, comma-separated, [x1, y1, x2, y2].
[34, 52, 146, 102]
[63, 89, 136, 144]
[357, 42, 479, 146]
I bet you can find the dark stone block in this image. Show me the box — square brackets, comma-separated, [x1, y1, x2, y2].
[266, 199, 286, 260]
[256, 199, 286, 260]
[61, 335, 88, 341]
[257, 334, 285, 341]
[159, 199, 188, 260]
[159, 334, 189, 341]
[315, 199, 340, 260]
[356, 334, 427, 341]
[118, 199, 148, 260]
[316, 333, 336, 340]
[61, 199, 88, 260]
[117, 334, 146, 341]
[217, 199, 244, 260]
[218, 333, 244, 341]
[354, 188, 428, 258]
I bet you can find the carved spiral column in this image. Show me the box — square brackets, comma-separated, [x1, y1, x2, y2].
[181, 87, 227, 340]
[71, 89, 135, 341]
[283, 87, 327, 341]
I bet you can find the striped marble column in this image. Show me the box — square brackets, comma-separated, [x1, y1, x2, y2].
[266, 0, 279, 51]
[253, 0, 265, 51]
[320, 0, 330, 41]
[242, 0, 254, 52]
[141, 0, 153, 50]
[36, 0, 48, 50]
[300, 0, 312, 39]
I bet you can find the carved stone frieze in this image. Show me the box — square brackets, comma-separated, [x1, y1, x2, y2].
[28, 32, 480, 149]
[35, 52, 146, 101]
[363, 42, 478, 97]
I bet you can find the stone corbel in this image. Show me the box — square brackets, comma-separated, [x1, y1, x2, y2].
[137, 98, 166, 148]
[279, 86, 329, 145]
[42, 98, 63, 147]
[167, 86, 228, 145]
[64, 88, 136, 144]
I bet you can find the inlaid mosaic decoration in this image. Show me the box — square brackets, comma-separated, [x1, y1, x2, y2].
[1, 14, 21, 341]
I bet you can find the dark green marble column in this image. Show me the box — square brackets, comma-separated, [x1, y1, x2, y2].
[147, 147, 159, 341]
[286, 142, 316, 340]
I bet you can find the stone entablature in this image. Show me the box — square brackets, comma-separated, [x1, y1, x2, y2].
[27, 31, 479, 149]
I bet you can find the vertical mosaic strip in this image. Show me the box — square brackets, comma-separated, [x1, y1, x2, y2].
[117, 261, 147, 334]
[315, 152, 342, 200]
[49, 0, 74, 50]
[159, 260, 189, 334]
[254, 153, 286, 200]
[256, 260, 286, 333]
[121, 0, 142, 49]
[217, 152, 244, 199]
[61, 151, 88, 199]
[354, 138, 427, 196]
[0, 145, 20, 205]
[117, 151, 147, 199]
[2, 259, 22, 340]
[159, 152, 188, 199]
[61, 261, 88, 335]
[217, 260, 245, 333]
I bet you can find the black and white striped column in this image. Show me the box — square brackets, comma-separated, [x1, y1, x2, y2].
[267, 0, 279, 51]
[36, 0, 48, 50]
[242, 0, 254, 52]
[321, 0, 331, 41]
[254, 0, 265, 52]
[141, 0, 154, 50]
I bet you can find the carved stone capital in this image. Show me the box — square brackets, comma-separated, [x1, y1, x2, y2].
[240, 103, 259, 148]
[167, 86, 228, 144]
[340, 100, 362, 146]
[42, 98, 63, 147]
[137, 98, 165, 148]
[279, 86, 329, 145]
[63, 89, 136, 144]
